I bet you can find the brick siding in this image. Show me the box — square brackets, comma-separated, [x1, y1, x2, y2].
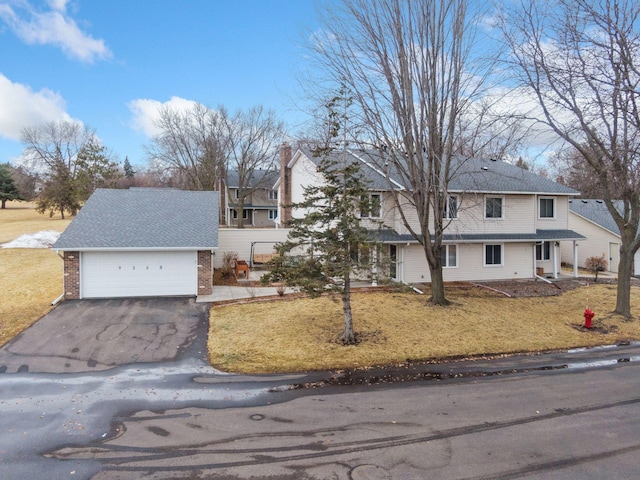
[63, 251, 80, 299]
[197, 250, 213, 295]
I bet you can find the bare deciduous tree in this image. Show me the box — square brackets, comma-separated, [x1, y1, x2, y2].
[21, 121, 95, 176]
[224, 106, 285, 228]
[311, 0, 503, 305]
[500, 0, 640, 317]
[145, 102, 228, 191]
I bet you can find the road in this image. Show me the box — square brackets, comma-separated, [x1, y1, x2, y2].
[1, 344, 640, 479]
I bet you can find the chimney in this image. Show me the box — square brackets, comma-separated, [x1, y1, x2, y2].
[279, 142, 292, 226]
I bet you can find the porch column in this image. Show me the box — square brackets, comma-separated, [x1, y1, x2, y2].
[573, 240, 579, 278]
[553, 242, 559, 279]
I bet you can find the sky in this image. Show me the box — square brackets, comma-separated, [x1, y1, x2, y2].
[0, 0, 322, 168]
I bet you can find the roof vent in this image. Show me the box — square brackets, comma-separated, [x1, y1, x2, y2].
[596, 200, 603, 204]
[481, 166, 489, 171]
[582, 200, 588, 203]
[490, 158, 498, 162]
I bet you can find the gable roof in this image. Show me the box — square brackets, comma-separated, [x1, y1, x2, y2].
[291, 148, 578, 195]
[569, 199, 621, 236]
[226, 169, 279, 189]
[53, 188, 219, 251]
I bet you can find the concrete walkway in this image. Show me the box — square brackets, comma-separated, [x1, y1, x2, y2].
[197, 285, 297, 303]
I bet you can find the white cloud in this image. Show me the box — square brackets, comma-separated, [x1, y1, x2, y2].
[0, 73, 74, 140]
[128, 96, 199, 138]
[0, 0, 111, 63]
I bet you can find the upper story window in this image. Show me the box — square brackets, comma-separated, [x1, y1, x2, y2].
[234, 189, 240, 199]
[269, 190, 278, 200]
[443, 195, 458, 219]
[539, 197, 555, 219]
[361, 193, 382, 219]
[485, 196, 503, 219]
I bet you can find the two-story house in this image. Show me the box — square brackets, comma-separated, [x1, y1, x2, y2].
[222, 169, 280, 227]
[276, 143, 584, 284]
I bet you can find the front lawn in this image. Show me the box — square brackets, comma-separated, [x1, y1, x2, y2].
[208, 284, 640, 373]
[0, 202, 71, 346]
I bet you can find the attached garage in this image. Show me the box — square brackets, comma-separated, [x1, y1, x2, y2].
[53, 188, 219, 300]
[81, 251, 198, 298]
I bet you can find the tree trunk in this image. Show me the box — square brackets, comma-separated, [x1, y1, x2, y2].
[236, 196, 245, 229]
[1, 199, 6, 209]
[340, 274, 356, 344]
[424, 243, 450, 306]
[615, 245, 633, 318]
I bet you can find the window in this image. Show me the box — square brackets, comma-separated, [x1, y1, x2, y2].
[269, 190, 278, 200]
[268, 209, 278, 220]
[485, 244, 503, 266]
[444, 195, 458, 219]
[441, 244, 458, 267]
[234, 189, 240, 199]
[232, 209, 249, 220]
[539, 197, 555, 218]
[485, 197, 503, 219]
[361, 194, 382, 218]
[536, 241, 551, 261]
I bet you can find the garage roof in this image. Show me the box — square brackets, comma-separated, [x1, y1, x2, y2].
[53, 188, 219, 250]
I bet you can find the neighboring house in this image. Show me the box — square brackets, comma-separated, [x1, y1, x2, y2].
[222, 169, 280, 227]
[561, 199, 640, 275]
[53, 188, 218, 299]
[276, 143, 584, 284]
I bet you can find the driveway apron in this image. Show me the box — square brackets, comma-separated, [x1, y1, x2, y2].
[0, 298, 209, 373]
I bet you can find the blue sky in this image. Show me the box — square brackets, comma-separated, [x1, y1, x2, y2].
[0, 0, 321, 167]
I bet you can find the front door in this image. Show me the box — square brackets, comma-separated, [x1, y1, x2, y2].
[609, 242, 620, 273]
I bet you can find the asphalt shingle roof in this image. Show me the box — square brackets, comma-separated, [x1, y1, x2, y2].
[374, 228, 584, 243]
[53, 188, 219, 250]
[297, 148, 578, 195]
[569, 199, 621, 236]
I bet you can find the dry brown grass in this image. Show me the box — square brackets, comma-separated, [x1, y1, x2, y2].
[0, 201, 70, 346]
[208, 284, 640, 373]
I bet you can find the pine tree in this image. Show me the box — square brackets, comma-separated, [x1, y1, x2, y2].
[0, 163, 22, 209]
[262, 89, 381, 344]
[123, 156, 136, 179]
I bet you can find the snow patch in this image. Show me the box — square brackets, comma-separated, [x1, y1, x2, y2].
[1, 230, 61, 249]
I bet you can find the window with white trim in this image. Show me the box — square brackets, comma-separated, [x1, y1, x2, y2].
[484, 244, 503, 266]
[444, 195, 458, 219]
[539, 197, 555, 218]
[485, 196, 503, 219]
[234, 189, 240, 199]
[269, 190, 278, 200]
[536, 241, 551, 261]
[268, 209, 278, 220]
[232, 209, 249, 220]
[360, 194, 382, 218]
[441, 244, 458, 267]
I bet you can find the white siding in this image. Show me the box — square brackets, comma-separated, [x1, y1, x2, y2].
[535, 195, 570, 230]
[561, 212, 619, 272]
[447, 194, 536, 235]
[398, 242, 535, 283]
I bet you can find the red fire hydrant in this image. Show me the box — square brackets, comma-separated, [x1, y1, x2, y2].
[583, 308, 595, 329]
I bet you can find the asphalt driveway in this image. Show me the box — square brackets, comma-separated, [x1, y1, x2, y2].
[0, 298, 209, 374]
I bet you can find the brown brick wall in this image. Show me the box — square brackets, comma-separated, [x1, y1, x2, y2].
[197, 250, 213, 295]
[63, 251, 80, 300]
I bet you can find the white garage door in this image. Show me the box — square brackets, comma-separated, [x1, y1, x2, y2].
[81, 251, 197, 298]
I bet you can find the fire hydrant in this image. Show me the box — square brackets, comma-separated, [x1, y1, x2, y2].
[583, 308, 595, 329]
